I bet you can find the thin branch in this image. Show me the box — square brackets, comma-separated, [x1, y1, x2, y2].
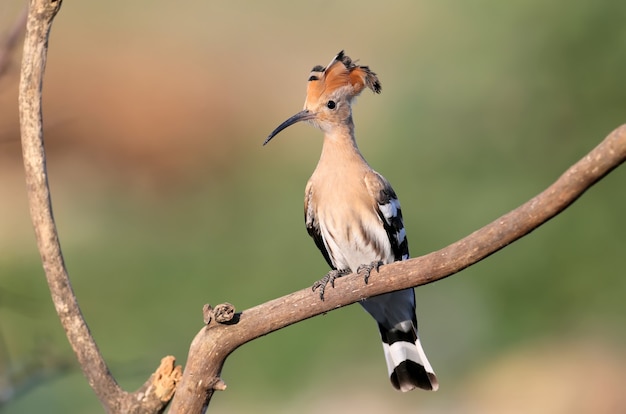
[18, 1, 180, 413]
[168, 124, 626, 413]
[19, 0, 120, 408]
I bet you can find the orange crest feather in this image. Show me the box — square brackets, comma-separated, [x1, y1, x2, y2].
[305, 51, 381, 107]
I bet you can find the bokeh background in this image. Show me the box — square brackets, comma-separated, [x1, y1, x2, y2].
[1, 1, 625, 413]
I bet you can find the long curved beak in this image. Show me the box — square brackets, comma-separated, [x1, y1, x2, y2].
[263, 110, 316, 146]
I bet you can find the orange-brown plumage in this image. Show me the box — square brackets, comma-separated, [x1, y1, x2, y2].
[305, 50, 381, 108]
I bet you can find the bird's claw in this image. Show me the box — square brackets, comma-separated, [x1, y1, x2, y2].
[357, 260, 383, 284]
[312, 269, 351, 300]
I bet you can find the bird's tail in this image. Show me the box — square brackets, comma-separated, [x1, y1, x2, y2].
[379, 322, 438, 392]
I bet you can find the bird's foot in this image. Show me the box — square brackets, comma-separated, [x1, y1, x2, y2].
[312, 268, 351, 300]
[357, 260, 383, 284]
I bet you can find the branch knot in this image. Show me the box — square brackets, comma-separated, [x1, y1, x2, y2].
[203, 303, 237, 325]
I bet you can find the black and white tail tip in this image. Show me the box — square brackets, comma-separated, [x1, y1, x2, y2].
[380, 324, 439, 392]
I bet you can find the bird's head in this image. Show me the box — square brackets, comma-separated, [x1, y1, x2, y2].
[264, 50, 381, 145]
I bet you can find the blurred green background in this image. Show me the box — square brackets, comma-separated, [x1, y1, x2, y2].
[1, 1, 625, 413]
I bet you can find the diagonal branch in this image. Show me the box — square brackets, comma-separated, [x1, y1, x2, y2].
[168, 123, 626, 413]
[18, 1, 180, 413]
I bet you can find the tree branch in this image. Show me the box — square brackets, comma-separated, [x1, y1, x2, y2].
[168, 124, 626, 413]
[18, 1, 180, 413]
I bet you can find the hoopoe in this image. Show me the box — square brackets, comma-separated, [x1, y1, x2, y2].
[263, 51, 438, 392]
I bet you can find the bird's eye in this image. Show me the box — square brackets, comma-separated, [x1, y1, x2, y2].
[326, 100, 336, 109]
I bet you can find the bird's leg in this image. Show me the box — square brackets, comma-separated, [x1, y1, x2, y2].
[312, 268, 352, 300]
[357, 260, 383, 284]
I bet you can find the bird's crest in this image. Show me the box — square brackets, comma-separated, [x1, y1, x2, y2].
[305, 50, 381, 107]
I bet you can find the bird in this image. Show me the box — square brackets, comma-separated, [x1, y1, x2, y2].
[263, 50, 438, 392]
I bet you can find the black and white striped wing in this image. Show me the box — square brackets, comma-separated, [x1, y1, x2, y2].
[363, 170, 438, 392]
[366, 171, 409, 262]
[304, 183, 335, 270]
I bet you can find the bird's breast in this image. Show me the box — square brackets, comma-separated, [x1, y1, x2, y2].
[309, 176, 394, 272]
